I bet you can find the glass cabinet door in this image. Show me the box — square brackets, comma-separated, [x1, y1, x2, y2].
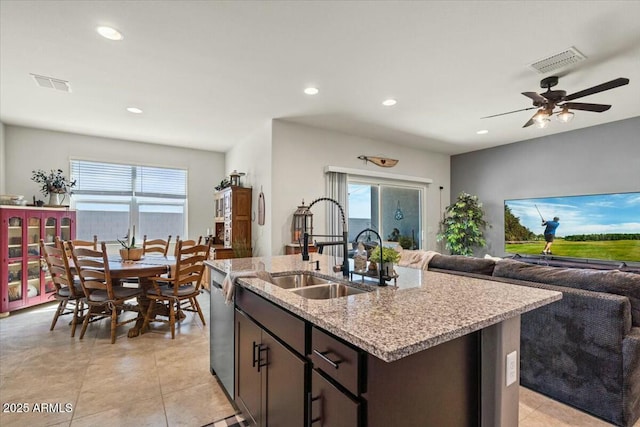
[44, 216, 57, 247]
[60, 217, 71, 241]
[7, 261, 22, 302]
[7, 216, 23, 258]
[26, 260, 41, 300]
[26, 216, 41, 257]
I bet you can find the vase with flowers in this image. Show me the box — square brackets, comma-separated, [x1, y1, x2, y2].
[31, 169, 76, 206]
[117, 226, 143, 261]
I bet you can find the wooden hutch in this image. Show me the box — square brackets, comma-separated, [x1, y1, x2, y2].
[213, 186, 252, 260]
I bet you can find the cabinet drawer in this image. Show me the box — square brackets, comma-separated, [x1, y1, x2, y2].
[236, 287, 306, 356]
[310, 369, 361, 427]
[310, 327, 363, 396]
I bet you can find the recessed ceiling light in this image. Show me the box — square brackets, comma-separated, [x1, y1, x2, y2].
[96, 26, 124, 41]
[382, 99, 397, 107]
[304, 87, 319, 95]
[126, 107, 143, 114]
[476, 130, 489, 135]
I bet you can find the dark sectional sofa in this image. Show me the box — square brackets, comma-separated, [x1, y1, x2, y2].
[423, 254, 640, 427]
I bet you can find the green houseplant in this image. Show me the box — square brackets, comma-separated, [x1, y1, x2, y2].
[369, 245, 400, 277]
[437, 192, 487, 256]
[369, 246, 400, 264]
[117, 227, 143, 260]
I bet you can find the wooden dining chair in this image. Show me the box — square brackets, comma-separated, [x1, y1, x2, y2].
[142, 239, 212, 339]
[72, 235, 98, 250]
[40, 239, 85, 336]
[174, 235, 202, 257]
[143, 235, 172, 256]
[59, 235, 98, 257]
[70, 241, 143, 344]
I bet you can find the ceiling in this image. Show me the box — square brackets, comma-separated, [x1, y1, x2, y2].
[1, 1, 639, 155]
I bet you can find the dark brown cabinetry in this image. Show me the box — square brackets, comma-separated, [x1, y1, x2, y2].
[235, 290, 306, 427]
[309, 326, 364, 426]
[310, 370, 361, 427]
[214, 186, 252, 257]
[233, 287, 480, 427]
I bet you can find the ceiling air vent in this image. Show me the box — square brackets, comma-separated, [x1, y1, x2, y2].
[31, 74, 71, 92]
[529, 47, 586, 74]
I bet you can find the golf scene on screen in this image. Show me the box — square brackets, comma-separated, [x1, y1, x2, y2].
[504, 192, 640, 262]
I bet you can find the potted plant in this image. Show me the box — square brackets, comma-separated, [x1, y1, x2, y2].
[117, 227, 143, 261]
[31, 169, 76, 206]
[437, 192, 487, 256]
[370, 245, 400, 276]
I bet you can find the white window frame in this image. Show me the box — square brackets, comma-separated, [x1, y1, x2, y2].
[69, 159, 188, 242]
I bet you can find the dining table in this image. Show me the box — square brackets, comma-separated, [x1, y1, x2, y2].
[100, 254, 176, 337]
[109, 254, 176, 338]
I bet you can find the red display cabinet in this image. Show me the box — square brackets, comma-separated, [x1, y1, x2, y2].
[1, 207, 76, 314]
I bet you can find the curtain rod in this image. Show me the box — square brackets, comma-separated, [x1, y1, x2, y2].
[324, 166, 433, 184]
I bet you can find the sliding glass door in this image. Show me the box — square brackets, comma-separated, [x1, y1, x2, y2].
[348, 179, 423, 249]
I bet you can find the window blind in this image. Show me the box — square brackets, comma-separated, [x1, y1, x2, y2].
[70, 160, 187, 199]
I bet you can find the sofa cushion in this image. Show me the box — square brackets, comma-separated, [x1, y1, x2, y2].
[428, 254, 496, 276]
[494, 258, 640, 326]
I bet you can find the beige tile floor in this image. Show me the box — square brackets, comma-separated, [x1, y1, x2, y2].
[1, 292, 636, 427]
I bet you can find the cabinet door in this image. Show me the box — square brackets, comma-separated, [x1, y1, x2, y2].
[262, 330, 306, 427]
[235, 309, 263, 426]
[42, 214, 57, 249]
[25, 212, 42, 303]
[59, 214, 73, 241]
[310, 370, 361, 427]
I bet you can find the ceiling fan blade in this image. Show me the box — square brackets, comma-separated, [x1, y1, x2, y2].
[564, 77, 630, 101]
[522, 92, 547, 104]
[562, 102, 611, 112]
[522, 112, 538, 128]
[481, 106, 537, 119]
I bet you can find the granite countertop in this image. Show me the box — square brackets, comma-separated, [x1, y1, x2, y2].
[206, 254, 561, 362]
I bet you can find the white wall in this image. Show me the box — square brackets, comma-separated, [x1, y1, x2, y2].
[225, 121, 273, 256]
[451, 117, 640, 256]
[0, 122, 5, 194]
[271, 120, 451, 255]
[4, 125, 225, 240]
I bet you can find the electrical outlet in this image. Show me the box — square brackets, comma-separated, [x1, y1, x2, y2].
[506, 351, 517, 386]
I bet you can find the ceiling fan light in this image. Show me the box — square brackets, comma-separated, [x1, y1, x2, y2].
[536, 118, 550, 129]
[533, 109, 551, 124]
[557, 108, 574, 123]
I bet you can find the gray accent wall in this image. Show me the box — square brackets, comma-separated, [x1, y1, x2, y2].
[451, 117, 640, 257]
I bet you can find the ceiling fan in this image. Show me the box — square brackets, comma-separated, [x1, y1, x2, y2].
[482, 76, 630, 128]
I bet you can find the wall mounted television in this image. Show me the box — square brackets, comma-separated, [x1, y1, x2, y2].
[504, 192, 640, 263]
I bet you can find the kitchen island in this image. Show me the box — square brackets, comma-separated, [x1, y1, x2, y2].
[206, 254, 561, 427]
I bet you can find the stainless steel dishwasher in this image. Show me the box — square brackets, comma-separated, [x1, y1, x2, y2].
[209, 266, 235, 399]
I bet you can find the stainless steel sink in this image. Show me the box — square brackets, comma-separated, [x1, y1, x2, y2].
[269, 273, 333, 289]
[289, 283, 368, 299]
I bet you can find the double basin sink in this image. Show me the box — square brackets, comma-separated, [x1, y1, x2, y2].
[268, 272, 370, 300]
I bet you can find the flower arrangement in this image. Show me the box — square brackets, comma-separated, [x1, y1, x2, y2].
[31, 169, 76, 196]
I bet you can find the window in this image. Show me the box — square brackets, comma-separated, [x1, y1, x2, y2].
[70, 160, 187, 242]
[348, 179, 424, 249]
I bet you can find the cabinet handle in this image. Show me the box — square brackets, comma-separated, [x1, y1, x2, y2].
[257, 344, 269, 372]
[313, 349, 342, 369]
[252, 341, 258, 368]
[307, 392, 322, 425]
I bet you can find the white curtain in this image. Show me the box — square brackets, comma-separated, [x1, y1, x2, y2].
[325, 171, 348, 257]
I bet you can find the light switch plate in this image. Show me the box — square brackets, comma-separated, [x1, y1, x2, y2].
[506, 351, 517, 386]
